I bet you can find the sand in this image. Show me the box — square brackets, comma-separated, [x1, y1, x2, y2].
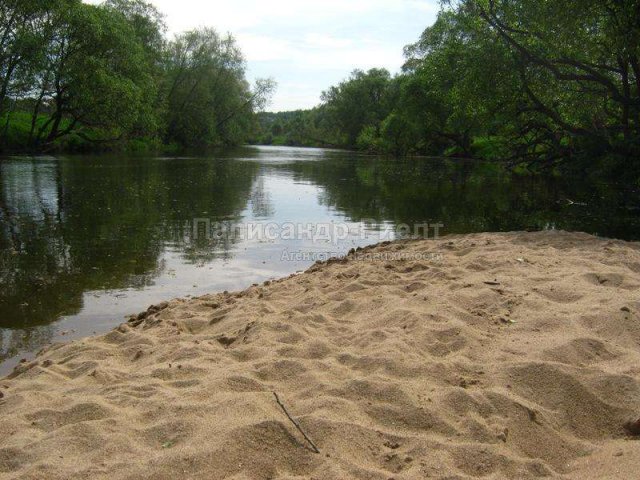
[1, 231, 639, 480]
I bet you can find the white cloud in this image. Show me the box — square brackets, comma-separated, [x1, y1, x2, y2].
[239, 34, 296, 62]
[240, 33, 400, 71]
[304, 33, 353, 50]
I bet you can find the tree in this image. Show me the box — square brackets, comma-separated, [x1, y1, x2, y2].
[321, 68, 394, 147]
[162, 28, 275, 147]
[463, 0, 640, 160]
[21, 1, 155, 148]
[103, 0, 167, 136]
[380, 112, 419, 156]
[0, 0, 55, 121]
[402, 7, 518, 157]
[104, 0, 166, 58]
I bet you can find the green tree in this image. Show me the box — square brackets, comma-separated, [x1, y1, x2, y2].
[402, 7, 517, 157]
[162, 28, 275, 147]
[104, 0, 167, 137]
[23, 1, 155, 147]
[380, 112, 419, 156]
[0, 0, 55, 123]
[321, 68, 394, 148]
[468, 0, 640, 159]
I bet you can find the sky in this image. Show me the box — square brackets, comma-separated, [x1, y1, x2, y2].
[89, 1, 440, 112]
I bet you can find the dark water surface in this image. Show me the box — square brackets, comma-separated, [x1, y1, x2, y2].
[1, 146, 639, 373]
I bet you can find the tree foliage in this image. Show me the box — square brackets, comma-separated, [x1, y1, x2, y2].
[468, 0, 640, 161]
[320, 68, 396, 147]
[162, 29, 275, 148]
[0, 0, 275, 152]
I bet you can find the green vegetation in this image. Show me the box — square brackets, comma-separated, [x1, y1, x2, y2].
[250, 110, 337, 148]
[0, 0, 275, 153]
[3, 0, 638, 172]
[252, 0, 640, 173]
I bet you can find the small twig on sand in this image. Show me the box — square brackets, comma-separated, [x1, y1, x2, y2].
[273, 392, 320, 454]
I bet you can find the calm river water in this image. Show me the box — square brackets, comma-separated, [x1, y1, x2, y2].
[1, 146, 639, 373]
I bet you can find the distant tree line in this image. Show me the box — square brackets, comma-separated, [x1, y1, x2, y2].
[253, 0, 639, 171]
[0, 0, 275, 152]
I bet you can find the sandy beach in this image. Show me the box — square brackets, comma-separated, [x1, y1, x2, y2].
[1, 231, 639, 479]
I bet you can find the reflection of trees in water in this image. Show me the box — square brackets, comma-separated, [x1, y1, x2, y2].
[0, 160, 80, 335]
[164, 159, 260, 263]
[180, 217, 247, 265]
[249, 174, 275, 219]
[0, 156, 260, 344]
[0, 161, 65, 357]
[283, 157, 640, 240]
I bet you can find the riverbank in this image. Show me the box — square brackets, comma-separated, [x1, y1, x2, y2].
[1, 231, 639, 479]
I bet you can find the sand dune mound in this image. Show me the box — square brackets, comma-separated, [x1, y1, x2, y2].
[1, 231, 639, 479]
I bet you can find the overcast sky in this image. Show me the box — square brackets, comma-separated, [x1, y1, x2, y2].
[90, 1, 440, 112]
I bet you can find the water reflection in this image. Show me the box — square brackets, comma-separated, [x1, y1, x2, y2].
[282, 157, 640, 238]
[1, 147, 639, 372]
